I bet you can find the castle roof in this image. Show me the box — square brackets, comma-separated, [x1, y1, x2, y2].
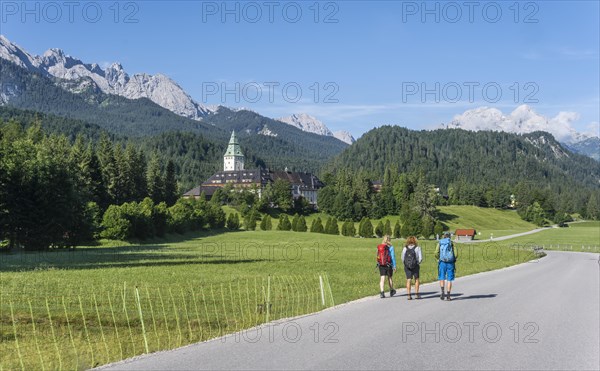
[224, 131, 243, 157]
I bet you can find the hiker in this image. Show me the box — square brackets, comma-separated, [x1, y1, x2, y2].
[436, 232, 458, 301]
[401, 236, 423, 300]
[377, 235, 397, 298]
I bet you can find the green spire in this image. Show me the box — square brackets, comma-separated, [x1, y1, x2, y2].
[224, 130, 243, 156]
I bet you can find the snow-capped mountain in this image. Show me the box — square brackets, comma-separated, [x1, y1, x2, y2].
[0, 35, 213, 120]
[332, 130, 356, 145]
[444, 105, 596, 144]
[278, 113, 333, 136]
[565, 137, 600, 161]
[277, 113, 355, 144]
[443, 105, 599, 160]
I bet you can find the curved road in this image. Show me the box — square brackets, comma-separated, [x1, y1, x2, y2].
[99, 251, 600, 370]
[462, 226, 552, 243]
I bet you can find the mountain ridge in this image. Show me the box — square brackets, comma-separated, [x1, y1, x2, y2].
[326, 125, 599, 194]
[277, 113, 355, 144]
[0, 35, 214, 121]
[442, 105, 599, 161]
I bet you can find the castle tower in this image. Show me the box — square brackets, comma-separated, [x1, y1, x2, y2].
[224, 131, 244, 171]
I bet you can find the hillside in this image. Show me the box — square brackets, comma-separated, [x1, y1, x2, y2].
[437, 205, 538, 238]
[0, 59, 348, 179]
[0, 58, 214, 137]
[566, 137, 600, 161]
[325, 125, 599, 191]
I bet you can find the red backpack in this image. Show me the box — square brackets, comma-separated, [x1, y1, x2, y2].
[377, 244, 391, 266]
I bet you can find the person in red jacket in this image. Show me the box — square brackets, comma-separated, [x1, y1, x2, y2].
[377, 235, 397, 298]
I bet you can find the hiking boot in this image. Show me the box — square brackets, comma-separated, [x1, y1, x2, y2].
[446, 293, 452, 301]
[390, 289, 396, 297]
[440, 292, 445, 300]
[407, 294, 413, 300]
[380, 291, 385, 298]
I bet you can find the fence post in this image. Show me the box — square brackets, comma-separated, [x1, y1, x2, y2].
[78, 295, 95, 367]
[9, 302, 25, 371]
[135, 287, 149, 354]
[28, 300, 46, 371]
[45, 298, 62, 370]
[325, 273, 335, 307]
[319, 275, 325, 306]
[266, 275, 271, 323]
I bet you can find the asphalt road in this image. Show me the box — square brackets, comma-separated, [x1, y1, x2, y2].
[99, 251, 600, 370]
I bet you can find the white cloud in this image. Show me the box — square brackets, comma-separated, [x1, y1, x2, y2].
[585, 122, 600, 138]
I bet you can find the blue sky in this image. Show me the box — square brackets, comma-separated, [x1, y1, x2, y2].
[1, 0, 599, 138]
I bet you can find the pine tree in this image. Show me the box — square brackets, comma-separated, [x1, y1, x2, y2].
[266, 215, 273, 230]
[244, 209, 257, 231]
[375, 221, 384, 238]
[359, 218, 373, 238]
[98, 133, 117, 205]
[421, 217, 434, 239]
[277, 214, 292, 231]
[343, 221, 356, 237]
[226, 213, 239, 230]
[164, 160, 178, 206]
[586, 192, 599, 220]
[393, 220, 401, 239]
[325, 217, 334, 234]
[311, 217, 324, 233]
[296, 216, 308, 232]
[328, 217, 340, 235]
[260, 215, 272, 231]
[147, 154, 164, 204]
[383, 219, 392, 236]
[401, 222, 410, 238]
[291, 213, 300, 231]
[434, 221, 444, 238]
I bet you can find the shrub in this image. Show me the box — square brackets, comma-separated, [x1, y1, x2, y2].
[296, 216, 308, 232]
[226, 213, 240, 230]
[310, 217, 324, 233]
[359, 218, 373, 238]
[277, 214, 292, 231]
[374, 221, 384, 238]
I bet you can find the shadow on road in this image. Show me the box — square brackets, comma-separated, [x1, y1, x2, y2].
[453, 293, 497, 300]
[395, 292, 499, 300]
[393, 291, 438, 299]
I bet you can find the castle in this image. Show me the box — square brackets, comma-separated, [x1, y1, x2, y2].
[183, 131, 324, 207]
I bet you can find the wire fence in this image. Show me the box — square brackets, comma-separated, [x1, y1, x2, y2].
[0, 274, 335, 370]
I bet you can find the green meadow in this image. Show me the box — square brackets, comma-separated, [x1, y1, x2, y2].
[250, 205, 539, 240]
[509, 221, 600, 251]
[2, 207, 597, 370]
[437, 205, 538, 238]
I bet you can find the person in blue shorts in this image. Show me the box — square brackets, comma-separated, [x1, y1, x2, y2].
[435, 232, 458, 301]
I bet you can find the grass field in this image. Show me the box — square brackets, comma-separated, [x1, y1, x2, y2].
[508, 221, 600, 252]
[1, 229, 543, 370]
[226, 205, 538, 240]
[437, 205, 538, 238]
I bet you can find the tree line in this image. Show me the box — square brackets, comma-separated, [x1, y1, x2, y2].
[0, 119, 179, 249]
[323, 126, 600, 225]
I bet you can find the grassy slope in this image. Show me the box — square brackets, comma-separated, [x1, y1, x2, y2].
[227, 205, 537, 240]
[437, 205, 538, 238]
[1, 230, 539, 369]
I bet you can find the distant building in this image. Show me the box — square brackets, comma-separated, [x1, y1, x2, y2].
[371, 180, 383, 193]
[183, 131, 324, 207]
[455, 229, 477, 242]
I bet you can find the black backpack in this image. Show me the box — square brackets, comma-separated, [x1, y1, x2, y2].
[404, 247, 418, 269]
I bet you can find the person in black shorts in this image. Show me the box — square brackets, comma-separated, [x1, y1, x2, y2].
[377, 235, 397, 298]
[401, 236, 423, 300]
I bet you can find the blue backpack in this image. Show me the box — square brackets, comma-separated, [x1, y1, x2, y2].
[439, 238, 455, 263]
